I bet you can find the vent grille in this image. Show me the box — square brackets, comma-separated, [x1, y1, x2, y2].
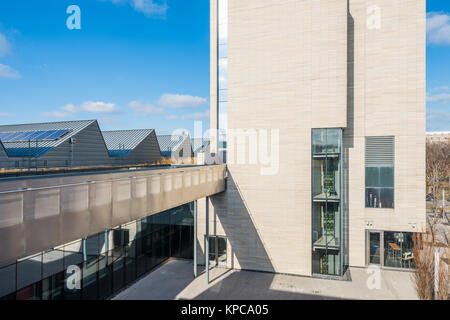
[365, 136, 394, 167]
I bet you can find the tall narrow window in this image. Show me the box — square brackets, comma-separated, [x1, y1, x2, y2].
[365, 136, 394, 209]
[312, 128, 343, 276]
[217, 0, 228, 161]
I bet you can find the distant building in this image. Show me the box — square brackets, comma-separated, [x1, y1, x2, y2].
[426, 131, 450, 143]
[0, 141, 7, 168]
[0, 120, 110, 168]
[102, 129, 161, 165]
[191, 138, 211, 164]
[0, 120, 163, 169]
[191, 138, 210, 157]
[157, 134, 193, 163]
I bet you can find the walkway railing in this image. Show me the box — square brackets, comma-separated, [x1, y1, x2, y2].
[0, 164, 226, 264]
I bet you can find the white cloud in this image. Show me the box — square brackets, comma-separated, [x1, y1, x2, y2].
[158, 94, 207, 108]
[427, 109, 450, 131]
[61, 104, 78, 113]
[132, 0, 168, 16]
[0, 112, 14, 117]
[81, 101, 119, 113]
[61, 101, 120, 114]
[0, 32, 11, 56]
[128, 100, 164, 114]
[427, 86, 450, 104]
[427, 12, 450, 45]
[0, 64, 20, 79]
[42, 111, 71, 118]
[427, 110, 450, 121]
[101, 0, 168, 17]
[45, 101, 119, 118]
[165, 114, 178, 120]
[427, 92, 450, 104]
[182, 110, 210, 120]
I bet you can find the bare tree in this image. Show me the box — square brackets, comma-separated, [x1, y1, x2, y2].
[412, 226, 449, 300]
[426, 141, 450, 218]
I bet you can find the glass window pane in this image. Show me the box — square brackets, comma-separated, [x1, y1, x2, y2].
[218, 58, 228, 89]
[218, 0, 228, 25]
[366, 187, 381, 208]
[219, 89, 228, 102]
[218, 44, 228, 58]
[17, 254, 42, 290]
[380, 167, 394, 188]
[312, 129, 326, 154]
[369, 232, 381, 265]
[365, 167, 380, 188]
[0, 263, 16, 298]
[16, 282, 42, 300]
[325, 158, 340, 199]
[326, 129, 341, 153]
[82, 258, 99, 300]
[380, 188, 394, 208]
[43, 249, 64, 279]
[383, 231, 413, 269]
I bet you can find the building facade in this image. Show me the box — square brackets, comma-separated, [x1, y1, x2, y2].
[157, 134, 193, 163]
[199, 0, 426, 277]
[102, 129, 161, 165]
[0, 120, 164, 170]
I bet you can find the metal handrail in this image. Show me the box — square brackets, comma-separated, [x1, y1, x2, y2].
[0, 165, 223, 195]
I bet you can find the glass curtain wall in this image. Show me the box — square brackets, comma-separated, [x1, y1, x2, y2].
[312, 129, 343, 276]
[0, 202, 195, 300]
[217, 0, 228, 160]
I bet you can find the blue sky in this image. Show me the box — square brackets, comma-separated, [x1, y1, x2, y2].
[0, 0, 449, 135]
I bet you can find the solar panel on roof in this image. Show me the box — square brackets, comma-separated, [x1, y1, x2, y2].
[0, 129, 69, 142]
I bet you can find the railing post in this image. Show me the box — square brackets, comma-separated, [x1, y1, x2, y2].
[205, 196, 209, 284]
[194, 200, 198, 278]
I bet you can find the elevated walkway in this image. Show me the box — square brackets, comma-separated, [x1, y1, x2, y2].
[0, 164, 226, 264]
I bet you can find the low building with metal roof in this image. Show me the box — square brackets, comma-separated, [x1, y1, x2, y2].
[157, 134, 193, 162]
[0, 120, 110, 169]
[0, 141, 8, 168]
[191, 138, 210, 156]
[102, 129, 161, 165]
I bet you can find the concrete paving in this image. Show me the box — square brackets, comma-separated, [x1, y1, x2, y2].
[112, 259, 418, 300]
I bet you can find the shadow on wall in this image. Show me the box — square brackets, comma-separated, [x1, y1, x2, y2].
[209, 172, 275, 274]
[342, 5, 355, 271]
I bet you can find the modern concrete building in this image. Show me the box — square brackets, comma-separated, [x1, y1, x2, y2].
[0, 0, 427, 301]
[157, 134, 193, 162]
[199, 0, 426, 278]
[102, 129, 161, 165]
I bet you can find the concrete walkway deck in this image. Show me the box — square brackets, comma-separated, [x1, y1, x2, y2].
[112, 259, 418, 300]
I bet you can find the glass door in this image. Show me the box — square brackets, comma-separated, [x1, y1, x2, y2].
[368, 231, 381, 265]
[206, 236, 227, 268]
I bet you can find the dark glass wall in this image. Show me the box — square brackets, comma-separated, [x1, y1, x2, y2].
[0, 202, 195, 300]
[312, 128, 343, 277]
